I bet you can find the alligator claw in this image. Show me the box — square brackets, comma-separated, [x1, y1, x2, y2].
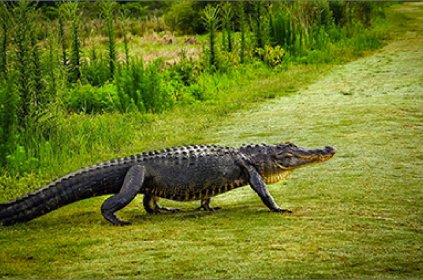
[197, 198, 221, 212]
[271, 208, 292, 214]
[102, 211, 133, 226]
[115, 220, 132, 226]
[196, 205, 221, 212]
[158, 206, 180, 213]
[147, 206, 180, 215]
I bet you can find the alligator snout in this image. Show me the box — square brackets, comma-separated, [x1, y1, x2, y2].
[324, 146, 336, 155]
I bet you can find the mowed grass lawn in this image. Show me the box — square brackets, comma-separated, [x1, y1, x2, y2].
[1, 3, 422, 279]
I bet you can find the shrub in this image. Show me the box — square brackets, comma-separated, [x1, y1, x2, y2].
[115, 59, 174, 113]
[6, 145, 39, 176]
[255, 45, 285, 67]
[115, 59, 145, 112]
[65, 83, 119, 113]
[81, 53, 111, 87]
[164, 1, 206, 35]
[143, 60, 174, 113]
[168, 50, 201, 86]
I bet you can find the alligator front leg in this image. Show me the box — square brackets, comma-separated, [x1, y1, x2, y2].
[101, 165, 145, 226]
[197, 198, 221, 211]
[244, 165, 292, 213]
[143, 193, 180, 214]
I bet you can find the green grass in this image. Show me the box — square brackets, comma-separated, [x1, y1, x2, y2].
[1, 3, 422, 279]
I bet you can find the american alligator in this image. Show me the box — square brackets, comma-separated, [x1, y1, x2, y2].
[0, 143, 336, 226]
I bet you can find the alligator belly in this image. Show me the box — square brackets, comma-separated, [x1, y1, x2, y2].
[150, 178, 247, 202]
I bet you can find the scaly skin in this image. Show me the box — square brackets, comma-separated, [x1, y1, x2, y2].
[0, 143, 336, 226]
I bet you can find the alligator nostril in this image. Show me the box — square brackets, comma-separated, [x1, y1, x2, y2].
[325, 146, 336, 154]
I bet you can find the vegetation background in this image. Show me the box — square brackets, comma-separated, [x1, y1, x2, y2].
[0, 1, 421, 278]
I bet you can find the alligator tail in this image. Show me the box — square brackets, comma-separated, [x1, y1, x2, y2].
[0, 203, 9, 210]
[0, 168, 112, 226]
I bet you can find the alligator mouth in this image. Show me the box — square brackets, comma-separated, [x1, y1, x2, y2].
[290, 146, 336, 167]
[299, 146, 336, 162]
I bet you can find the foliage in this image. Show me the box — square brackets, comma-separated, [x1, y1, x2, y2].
[164, 1, 206, 35]
[13, 2, 39, 128]
[114, 59, 174, 113]
[101, 1, 117, 79]
[0, 0, 389, 174]
[57, 5, 68, 67]
[168, 49, 201, 86]
[0, 1, 10, 78]
[44, 24, 60, 99]
[269, 9, 294, 49]
[220, 2, 233, 52]
[255, 45, 285, 67]
[5, 145, 39, 176]
[119, 10, 131, 67]
[81, 51, 111, 87]
[65, 83, 119, 114]
[0, 77, 18, 166]
[63, 2, 81, 83]
[202, 5, 220, 71]
[253, 0, 268, 50]
[238, 2, 247, 64]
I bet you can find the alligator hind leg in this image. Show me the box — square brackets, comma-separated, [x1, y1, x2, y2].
[143, 193, 180, 214]
[197, 198, 221, 211]
[101, 165, 145, 226]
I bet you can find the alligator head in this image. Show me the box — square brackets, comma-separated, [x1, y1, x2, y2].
[240, 143, 336, 184]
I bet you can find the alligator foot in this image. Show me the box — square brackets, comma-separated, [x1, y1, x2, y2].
[197, 205, 221, 211]
[197, 198, 221, 212]
[145, 205, 181, 215]
[101, 165, 145, 226]
[143, 194, 180, 214]
[102, 211, 132, 226]
[156, 205, 180, 213]
[271, 208, 292, 214]
[115, 220, 132, 226]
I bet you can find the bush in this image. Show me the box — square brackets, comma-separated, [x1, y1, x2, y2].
[80, 54, 111, 87]
[65, 83, 119, 113]
[115, 59, 174, 113]
[164, 1, 206, 35]
[167, 51, 201, 86]
[6, 145, 39, 176]
[351, 30, 382, 54]
[255, 45, 285, 67]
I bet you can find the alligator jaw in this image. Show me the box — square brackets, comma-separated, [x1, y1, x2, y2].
[289, 145, 336, 168]
[299, 146, 336, 161]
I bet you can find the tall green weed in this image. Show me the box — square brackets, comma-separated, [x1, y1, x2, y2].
[0, 78, 18, 166]
[65, 83, 119, 114]
[81, 52, 111, 87]
[115, 59, 174, 113]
